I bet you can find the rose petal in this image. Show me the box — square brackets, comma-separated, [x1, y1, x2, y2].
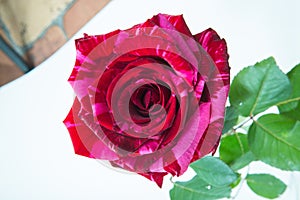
[150, 14, 193, 37]
[163, 101, 211, 176]
[194, 28, 230, 86]
[63, 98, 118, 160]
[138, 172, 168, 188]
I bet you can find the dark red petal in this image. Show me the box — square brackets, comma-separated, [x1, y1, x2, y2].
[63, 98, 118, 160]
[112, 28, 199, 87]
[75, 30, 121, 56]
[68, 30, 121, 87]
[149, 14, 193, 37]
[163, 152, 181, 176]
[110, 159, 168, 187]
[138, 172, 168, 188]
[189, 29, 230, 161]
[63, 101, 91, 157]
[194, 28, 230, 85]
[165, 101, 211, 176]
[191, 28, 231, 160]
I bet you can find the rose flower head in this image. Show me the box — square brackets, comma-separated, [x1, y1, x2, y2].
[64, 13, 230, 187]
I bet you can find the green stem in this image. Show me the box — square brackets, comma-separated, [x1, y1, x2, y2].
[223, 117, 252, 137]
[170, 176, 174, 184]
[230, 165, 250, 200]
[233, 117, 252, 131]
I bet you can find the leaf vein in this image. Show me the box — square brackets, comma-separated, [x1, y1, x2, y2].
[254, 120, 300, 152]
[276, 97, 300, 106]
[250, 66, 272, 115]
[173, 182, 213, 196]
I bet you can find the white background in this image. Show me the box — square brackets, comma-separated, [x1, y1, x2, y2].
[0, 0, 300, 199]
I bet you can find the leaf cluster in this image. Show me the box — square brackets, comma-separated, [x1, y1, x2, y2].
[170, 58, 300, 200]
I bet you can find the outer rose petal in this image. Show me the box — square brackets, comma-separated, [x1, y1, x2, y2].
[109, 160, 167, 188]
[149, 14, 193, 37]
[194, 28, 230, 86]
[68, 30, 121, 88]
[63, 98, 118, 160]
[63, 103, 90, 157]
[191, 28, 230, 160]
[138, 172, 168, 188]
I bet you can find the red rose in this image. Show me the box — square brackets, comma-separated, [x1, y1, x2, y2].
[64, 14, 230, 187]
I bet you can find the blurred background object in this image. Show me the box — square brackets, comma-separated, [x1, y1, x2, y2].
[0, 0, 110, 86]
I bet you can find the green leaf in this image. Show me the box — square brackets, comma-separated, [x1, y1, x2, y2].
[230, 151, 256, 171]
[222, 106, 239, 134]
[220, 133, 249, 165]
[220, 133, 257, 171]
[190, 156, 237, 187]
[248, 114, 300, 170]
[280, 103, 300, 121]
[170, 176, 231, 200]
[246, 174, 287, 199]
[278, 64, 300, 120]
[229, 57, 291, 116]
